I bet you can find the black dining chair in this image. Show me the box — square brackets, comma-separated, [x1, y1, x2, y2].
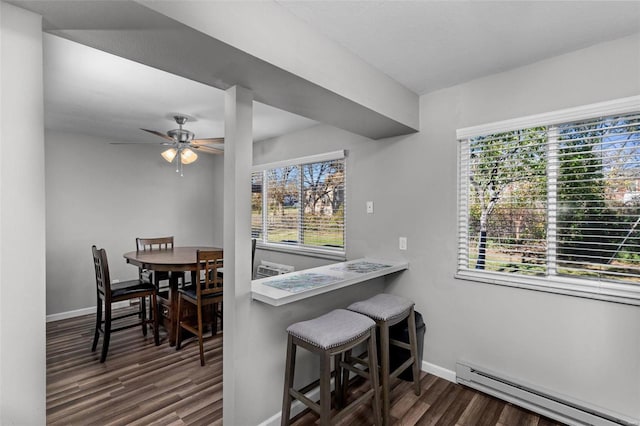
[91, 245, 159, 362]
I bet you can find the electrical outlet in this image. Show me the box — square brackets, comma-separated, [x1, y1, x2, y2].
[399, 237, 407, 250]
[366, 201, 374, 214]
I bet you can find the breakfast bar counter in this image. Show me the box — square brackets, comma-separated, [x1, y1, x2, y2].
[251, 258, 409, 306]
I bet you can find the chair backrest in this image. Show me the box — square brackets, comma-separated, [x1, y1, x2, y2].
[136, 236, 174, 252]
[92, 245, 111, 300]
[196, 249, 224, 298]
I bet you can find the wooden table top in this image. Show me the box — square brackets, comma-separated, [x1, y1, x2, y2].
[123, 246, 223, 271]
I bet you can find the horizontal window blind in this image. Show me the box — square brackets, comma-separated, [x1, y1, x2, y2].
[252, 155, 346, 254]
[459, 107, 640, 291]
[459, 127, 549, 276]
[556, 113, 640, 284]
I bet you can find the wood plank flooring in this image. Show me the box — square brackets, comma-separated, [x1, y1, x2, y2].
[290, 372, 566, 426]
[47, 307, 565, 425]
[47, 306, 223, 425]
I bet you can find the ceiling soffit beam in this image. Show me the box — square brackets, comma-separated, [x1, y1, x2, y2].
[11, 0, 419, 140]
[139, 1, 419, 135]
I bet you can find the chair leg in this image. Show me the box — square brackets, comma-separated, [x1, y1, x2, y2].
[219, 302, 223, 331]
[408, 308, 421, 396]
[149, 293, 156, 323]
[319, 351, 331, 426]
[379, 321, 391, 426]
[141, 296, 147, 336]
[197, 303, 205, 366]
[92, 299, 102, 352]
[100, 305, 112, 363]
[341, 349, 352, 404]
[368, 330, 382, 426]
[176, 295, 184, 350]
[281, 335, 296, 426]
[151, 293, 159, 346]
[334, 353, 343, 408]
[212, 304, 218, 336]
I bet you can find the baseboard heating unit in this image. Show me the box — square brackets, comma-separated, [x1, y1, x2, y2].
[456, 362, 638, 426]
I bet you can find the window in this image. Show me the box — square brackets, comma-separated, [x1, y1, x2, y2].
[252, 150, 346, 258]
[457, 97, 640, 304]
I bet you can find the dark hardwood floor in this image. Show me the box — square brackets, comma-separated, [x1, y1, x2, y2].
[290, 372, 566, 426]
[47, 306, 223, 425]
[47, 306, 565, 425]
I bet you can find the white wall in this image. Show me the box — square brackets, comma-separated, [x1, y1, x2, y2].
[45, 130, 223, 316]
[0, 2, 46, 423]
[244, 33, 640, 423]
[398, 33, 640, 420]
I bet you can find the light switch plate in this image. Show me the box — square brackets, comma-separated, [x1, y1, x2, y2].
[366, 201, 374, 214]
[399, 237, 407, 250]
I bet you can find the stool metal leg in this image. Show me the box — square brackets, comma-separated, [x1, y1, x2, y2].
[408, 307, 421, 396]
[281, 335, 296, 426]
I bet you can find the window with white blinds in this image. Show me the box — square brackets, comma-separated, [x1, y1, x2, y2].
[252, 151, 346, 256]
[457, 97, 640, 303]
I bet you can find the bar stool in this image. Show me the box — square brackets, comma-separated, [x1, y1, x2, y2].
[281, 309, 382, 426]
[347, 294, 421, 426]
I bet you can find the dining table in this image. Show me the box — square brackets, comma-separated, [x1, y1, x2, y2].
[123, 246, 223, 346]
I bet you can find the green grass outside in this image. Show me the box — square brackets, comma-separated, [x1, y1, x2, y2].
[252, 209, 344, 247]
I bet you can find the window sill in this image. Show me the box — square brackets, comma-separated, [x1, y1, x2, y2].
[256, 242, 347, 261]
[455, 269, 640, 306]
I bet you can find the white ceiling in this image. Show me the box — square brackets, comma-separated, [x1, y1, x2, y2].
[43, 1, 640, 144]
[278, 1, 640, 95]
[43, 34, 318, 145]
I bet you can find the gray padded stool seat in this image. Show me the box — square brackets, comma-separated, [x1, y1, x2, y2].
[281, 309, 381, 426]
[347, 294, 421, 426]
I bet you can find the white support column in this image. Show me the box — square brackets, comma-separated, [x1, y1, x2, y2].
[223, 85, 253, 425]
[0, 2, 46, 424]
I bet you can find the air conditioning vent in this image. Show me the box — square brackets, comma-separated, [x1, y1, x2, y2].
[256, 261, 294, 279]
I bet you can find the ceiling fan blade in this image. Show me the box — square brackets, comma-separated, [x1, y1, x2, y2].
[193, 145, 224, 155]
[140, 128, 174, 141]
[110, 141, 174, 146]
[192, 137, 224, 145]
[110, 142, 160, 145]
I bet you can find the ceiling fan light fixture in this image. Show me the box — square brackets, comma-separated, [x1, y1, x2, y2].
[181, 148, 198, 165]
[161, 148, 177, 163]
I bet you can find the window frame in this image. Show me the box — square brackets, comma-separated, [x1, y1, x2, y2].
[252, 150, 347, 261]
[456, 96, 640, 305]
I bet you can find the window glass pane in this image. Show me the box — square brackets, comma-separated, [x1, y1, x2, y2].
[266, 165, 300, 244]
[253, 155, 346, 253]
[557, 113, 640, 283]
[301, 160, 345, 248]
[466, 127, 548, 275]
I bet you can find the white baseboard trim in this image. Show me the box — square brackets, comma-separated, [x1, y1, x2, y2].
[46, 301, 131, 323]
[257, 361, 456, 426]
[422, 361, 456, 383]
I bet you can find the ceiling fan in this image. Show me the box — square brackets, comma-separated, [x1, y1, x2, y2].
[113, 114, 224, 176]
